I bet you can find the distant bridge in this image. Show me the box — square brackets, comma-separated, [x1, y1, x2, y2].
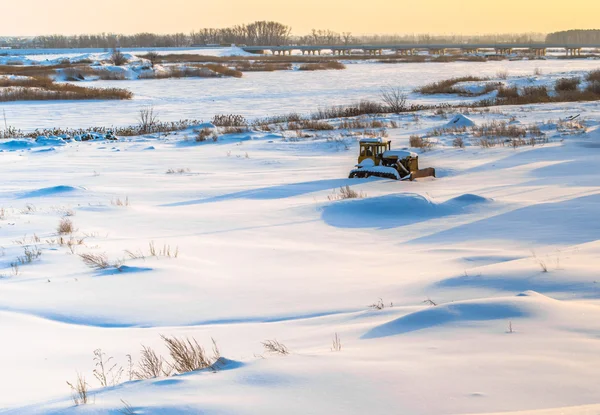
[242, 44, 600, 57]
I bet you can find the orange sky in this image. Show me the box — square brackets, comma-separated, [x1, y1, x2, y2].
[3, 0, 599, 36]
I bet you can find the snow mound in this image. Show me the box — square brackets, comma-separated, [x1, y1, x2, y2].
[0, 140, 34, 150]
[446, 114, 476, 128]
[19, 185, 84, 199]
[322, 193, 491, 229]
[362, 293, 545, 339]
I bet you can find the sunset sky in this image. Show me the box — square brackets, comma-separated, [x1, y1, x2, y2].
[3, 0, 599, 36]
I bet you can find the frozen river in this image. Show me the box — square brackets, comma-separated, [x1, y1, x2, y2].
[2, 58, 600, 131]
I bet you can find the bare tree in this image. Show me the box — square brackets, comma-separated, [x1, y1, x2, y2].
[380, 86, 408, 113]
[111, 48, 128, 66]
[138, 106, 159, 134]
[144, 51, 160, 68]
[342, 32, 353, 45]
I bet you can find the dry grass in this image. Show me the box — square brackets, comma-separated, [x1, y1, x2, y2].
[195, 128, 218, 142]
[586, 70, 600, 83]
[409, 135, 435, 150]
[496, 86, 519, 99]
[93, 349, 123, 387]
[555, 77, 580, 92]
[135, 346, 172, 379]
[298, 61, 346, 71]
[66, 373, 89, 405]
[262, 339, 289, 355]
[166, 168, 190, 174]
[62, 67, 127, 81]
[160, 335, 220, 373]
[140, 64, 242, 79]
[472, 121, 544, 139]
[328, 186, 366, 200]
[204, 64, 242, 78]
[147, 241, 179, 258]
[111, 196, 130, 207]
[289, 120, 335, 131]
[79, 252, 112, 270]
[57, 218, 75, 234]
[212, 114, 247, 127]
[311, 100, 388, 119]
[415, 76, 488, 94]
[17, 245, 42, 264]
[586, 81, 600, 95]
[0, 76, 132, 102]
[119, 400, 136, 415]
[331, 333, 342, 352]
[453, 136, 465, 148]
[235, 61, 292, 72]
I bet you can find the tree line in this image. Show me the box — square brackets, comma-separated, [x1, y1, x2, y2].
[546, 30, 600, 45]
[25, 23, 600, 49]
[32, 21, 291, 49]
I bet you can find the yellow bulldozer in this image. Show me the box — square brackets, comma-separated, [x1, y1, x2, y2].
[348, 138, 436, 180]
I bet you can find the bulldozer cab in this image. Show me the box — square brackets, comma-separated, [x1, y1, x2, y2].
[358, 139, 391, 165]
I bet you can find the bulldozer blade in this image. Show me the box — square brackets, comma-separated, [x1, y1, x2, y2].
[411, 168, 436, 180]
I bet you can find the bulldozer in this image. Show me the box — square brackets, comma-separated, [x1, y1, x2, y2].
[348, 138, 435, 180]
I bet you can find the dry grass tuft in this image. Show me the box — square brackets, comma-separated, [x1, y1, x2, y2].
[79, 252, 112, 270]
[212, 114, 247, 127]
[328, 186, 366, 200]
[66, 373, 89, 405]
[135, 345, 172, 379]
[166, 168, 191, 174]
[160, 335, 220, 373]
[331, 333, 342, 352]
[195, 128, 218, 142]
[298, 61, 345, 71]
[452, 136, 465, 148]
[586, 70, 600, 83]
[57, 218, 75, 234]
[555, 77, 581, 92]
[415, 76, 488, 94]
[409, 135, 435, 150]
[262, 339, 289, 355]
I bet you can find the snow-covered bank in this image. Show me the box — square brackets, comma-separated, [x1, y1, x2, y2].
[1, 95, 600, 413]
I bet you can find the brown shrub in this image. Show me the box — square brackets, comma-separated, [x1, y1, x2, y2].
[586, 80, 600, 95]
[235, 61, 292, 72]
[409, 135, 434, 150]
[212, 114, 247, 127]
[555, 77, 580, 92]
[496, 86, 519, 99]
[415, 76, 488, 94]
[298, 61, 345, 71]
[586, 70, 600, 83]
[204, 63, 242, 78]
[0, 76, 132, 102]
[57, 218, 75, 234]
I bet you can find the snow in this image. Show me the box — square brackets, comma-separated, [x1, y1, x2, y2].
[382, 149, 417, 158]
[1, 55, 600, 414]
[447, 114, 476, 127]
[359, 137, 387, 143]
